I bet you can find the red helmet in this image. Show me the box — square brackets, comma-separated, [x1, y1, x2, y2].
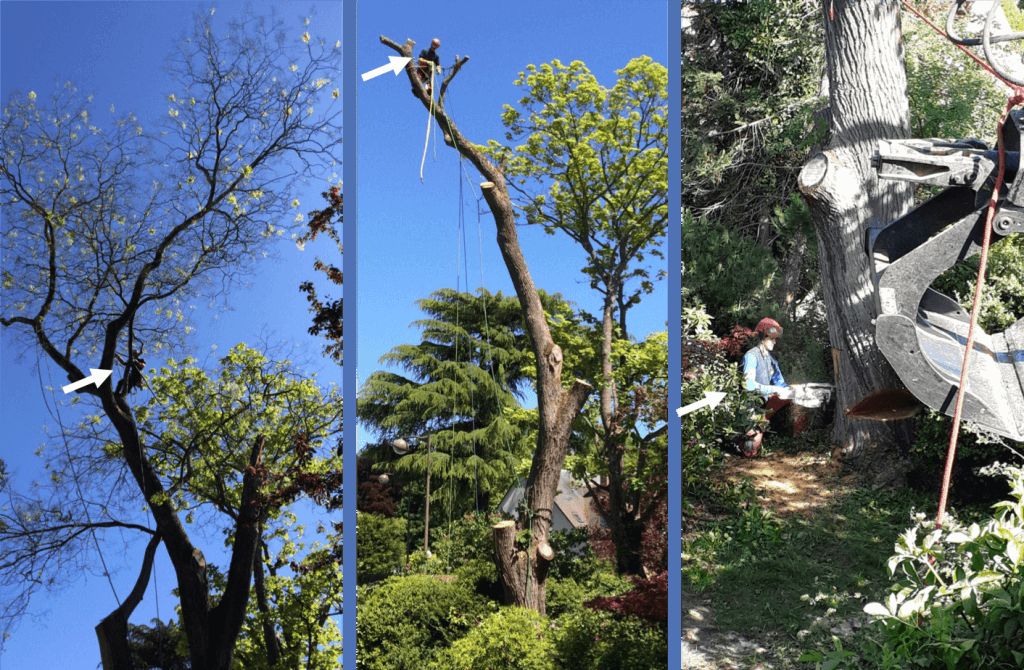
[755, 317, 783, 339]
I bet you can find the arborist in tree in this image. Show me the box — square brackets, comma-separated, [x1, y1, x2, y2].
[115, 346, 147, 396]
[416, 38, 442, 95]
[738, 317, 792, 457]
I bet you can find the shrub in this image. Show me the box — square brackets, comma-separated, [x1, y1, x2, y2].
[430, 513, 498, 572]
[553, 608, 666, 670]
[837, 466, 1024, 669]
[682, 304, 765, 503]
[453, 558, 498, 597]
[682, 212, 779, 327]
[546, 567, 631, 619]
[429, 607, 556, 670]
[357, 512, 407, 583]
[588, 571, 668, 623]
[356, 575, 492, 670]
[934, 236, 1024, 335]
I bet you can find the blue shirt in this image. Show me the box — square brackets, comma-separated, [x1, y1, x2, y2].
[742, 345, 788, 397]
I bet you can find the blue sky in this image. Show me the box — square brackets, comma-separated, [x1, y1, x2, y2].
[0, 0, 668, 667]
[0, 2, 342, 667]
[356, 0, 668, 449]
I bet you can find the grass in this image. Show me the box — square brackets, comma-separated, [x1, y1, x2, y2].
[684, 486, 930, 637]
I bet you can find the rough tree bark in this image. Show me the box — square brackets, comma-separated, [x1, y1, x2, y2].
[95, 534, 161, 670]
[797, 0, 915, 483]
[380, 35, 593, 613]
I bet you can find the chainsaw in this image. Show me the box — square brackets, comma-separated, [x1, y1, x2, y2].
[860, 111, 1024, 442]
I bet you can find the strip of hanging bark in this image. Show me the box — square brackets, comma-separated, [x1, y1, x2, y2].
[96, 533, 162, 670]
[846, 389, 924, 421]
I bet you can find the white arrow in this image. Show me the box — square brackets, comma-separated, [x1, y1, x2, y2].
[676, 391, 727, 417]
[61, 368, 113, 394]
[361, 56, 412, 82]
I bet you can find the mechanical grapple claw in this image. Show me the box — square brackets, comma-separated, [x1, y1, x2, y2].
[866, 111, 1024, 442]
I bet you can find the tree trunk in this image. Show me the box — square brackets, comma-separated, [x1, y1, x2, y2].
[381, 36, 593, 613]
[776, 231, 807, 320]
[96, 534, 161, 670]
[252, 539, 282, 666]
[797, 0, 914, 484]
[99, 389, 265, 670]
[598, 284, 642, 574]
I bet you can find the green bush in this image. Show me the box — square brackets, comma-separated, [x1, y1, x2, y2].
[357, 512, 408, 583]
[452, 558, 498, 596]
[546, 567, 632, 618]
[405, 547, 446, 574]
[682, 212, 779, 327]
[430, 513, 498, 571]
[816, 466, 1024, 669]
[934, 237, 1024, 335]
[553, 609, 666, 670]
[904, 17, 1004, 140]
[910, 410, 1009, 483]
[682, 304, 765, 503]
[429, 607, 555, 670]
[356, 575, 493, 670]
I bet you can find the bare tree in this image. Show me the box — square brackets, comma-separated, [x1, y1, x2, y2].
[379, 35, 592, 613]
[797, 0, 915, 482]
[0, 10, 341, 668]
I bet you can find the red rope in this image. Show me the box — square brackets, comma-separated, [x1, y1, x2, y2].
[899, 1, 1024, 527]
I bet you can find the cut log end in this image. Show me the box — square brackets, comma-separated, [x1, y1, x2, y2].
[537, 541, 554, 562]
[492, 519, 515, 530]
[798, 153, 830, 195]
[480, 181, 495, 190]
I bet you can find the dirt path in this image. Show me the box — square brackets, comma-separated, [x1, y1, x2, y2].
[722, 451, 855, 517]
[683, 451, 856, 669]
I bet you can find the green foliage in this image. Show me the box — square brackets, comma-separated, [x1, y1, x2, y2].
[546, 568, 631, 619]
[847, 466, 1024, 669]
[356, 575, 493, 670]
[135, 343, 342, 518]
[486, 56, 667, 306]
[684, 0, 823, 243]
[359, 289, 543, 521]
[127, 619, 190, 670]
[553, 609, 666, 670]
[236, 546, 343, 670]
[910, 409, 1009, 477]
[1002, 0, 1024, 33]
[682, 303, 765, 503]
[682, 211, 778, 327]
[358, 512, 407, 583]
[933, 236, 1024, 334]
[429, 607, 556, 670]
[904, 17, 1005, 140]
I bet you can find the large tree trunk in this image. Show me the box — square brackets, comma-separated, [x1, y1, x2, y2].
[100, 387, 265, 670]
[381, 36, 593, 614]
[797, 0, 915, 484]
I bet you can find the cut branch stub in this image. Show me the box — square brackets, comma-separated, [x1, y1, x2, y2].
[799, 152, 830, 195]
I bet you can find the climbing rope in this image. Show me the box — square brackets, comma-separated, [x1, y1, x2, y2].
[900, 0, 1024, 527]
[39, 356, 122, 607]
[419, 65, 436, 182]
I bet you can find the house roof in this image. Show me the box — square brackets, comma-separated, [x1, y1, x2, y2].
[497, 470, 601, 530]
